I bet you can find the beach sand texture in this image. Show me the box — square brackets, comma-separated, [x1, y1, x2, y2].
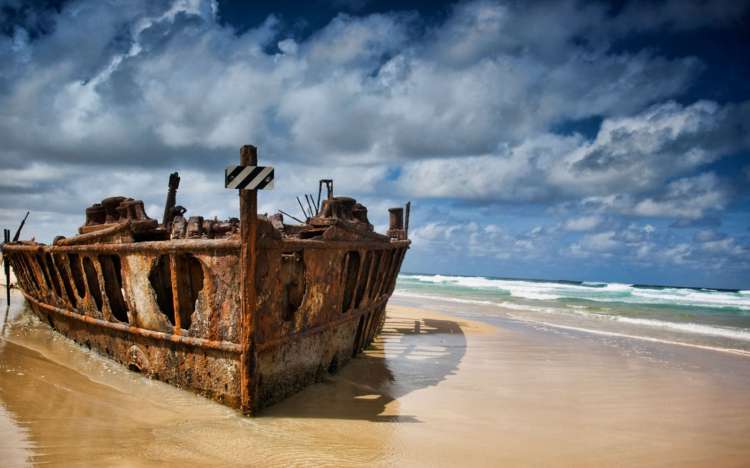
[0, 280, 749, 466]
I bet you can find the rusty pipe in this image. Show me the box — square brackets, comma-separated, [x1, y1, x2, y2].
[23, 292, 241, 353]
[3, 238, 410, 256]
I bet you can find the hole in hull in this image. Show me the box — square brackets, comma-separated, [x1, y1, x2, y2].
[149, 255, 175, 325]
[149, 254, 204, 329]
[20, 254, 40, 291]
[44, 253, 63, 298]
[100, 255, 129, 323]
[175, 255, 203, 330]
[54, 254, 78, 307]
[68, 254, 86, 298]
[372, 250, 393, 300]
[35, 254, 53, 291]
[83, 256, 103, 310]
[342, 251, 360, 312]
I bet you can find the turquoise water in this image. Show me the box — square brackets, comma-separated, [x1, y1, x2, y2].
[394, 273, 750, 350]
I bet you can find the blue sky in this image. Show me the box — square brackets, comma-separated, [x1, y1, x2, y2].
[0, 0, 748, 289]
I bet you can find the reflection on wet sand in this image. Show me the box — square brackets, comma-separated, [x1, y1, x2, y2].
[266, 316, 466, 423]
[0, 289, 470, 466]
[0, 388, 35, 467]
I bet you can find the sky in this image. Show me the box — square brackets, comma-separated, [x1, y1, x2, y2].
[0, 0, 748, 289]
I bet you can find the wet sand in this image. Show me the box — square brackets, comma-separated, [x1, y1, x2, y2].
[1, 284, 750, 466]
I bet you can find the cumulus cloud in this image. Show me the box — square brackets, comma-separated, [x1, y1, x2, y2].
[564, 215, 602, 232]
[411, 220, 550, 262]
[568, 222, 749, 272]
[396, 99, 750, 223]
[562, 100, 749, 193]
[631, 173, 730, 220]
[0, 0, 718, 171]
[0, 0, 748, 284]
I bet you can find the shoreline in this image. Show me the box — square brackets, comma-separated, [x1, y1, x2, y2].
[392, 291, 750, 356]
[1, 292, 750, 466]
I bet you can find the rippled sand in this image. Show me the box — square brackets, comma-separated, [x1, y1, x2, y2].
[1, 285, 750, 466]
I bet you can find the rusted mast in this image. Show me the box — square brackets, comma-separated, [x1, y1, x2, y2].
[239, 144, 258, 415]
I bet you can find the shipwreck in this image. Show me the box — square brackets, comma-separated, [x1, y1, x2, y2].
[1, 145, 410, 415]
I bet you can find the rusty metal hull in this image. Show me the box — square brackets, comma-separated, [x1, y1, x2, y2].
[3, 238, 408, 412]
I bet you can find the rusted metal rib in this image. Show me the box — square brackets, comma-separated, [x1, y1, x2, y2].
[169, 254, 182, 334]
[22, 292, 242, 353]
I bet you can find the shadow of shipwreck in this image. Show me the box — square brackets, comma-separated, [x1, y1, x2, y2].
[263, 315, 467, 422]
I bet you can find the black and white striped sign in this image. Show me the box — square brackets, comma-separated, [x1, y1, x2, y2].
[225, 165, 275, 190]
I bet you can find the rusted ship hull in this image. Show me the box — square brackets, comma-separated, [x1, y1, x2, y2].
[2, 146, 410, 413]
[5, 238, 407, 410]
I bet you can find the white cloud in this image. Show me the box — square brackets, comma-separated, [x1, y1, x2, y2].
[631, 173, 729, 220]
[0, 0, 714, 171]
[0, 0, 748, 283]
[396, 100, 748, 222]
[566, 222, 749, 271]
[564, 215, 602, 232]
[411, 220, 553, 262]
[580, 231, 619, 252]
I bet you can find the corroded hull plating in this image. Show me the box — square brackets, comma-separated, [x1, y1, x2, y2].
[2, 149, 410, 414]
[4, 237, 409, 411]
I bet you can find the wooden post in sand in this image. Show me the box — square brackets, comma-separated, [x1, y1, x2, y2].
[239, 145, 258, 415]
[225, 144, 274, 415]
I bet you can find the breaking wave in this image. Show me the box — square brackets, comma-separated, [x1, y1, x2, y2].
[394, 274, 750, 349]
[399, 274, 750, 311]
[606, 316, 750, 341]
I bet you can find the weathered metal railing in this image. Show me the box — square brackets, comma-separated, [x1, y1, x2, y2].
[3, 239, 407, 353]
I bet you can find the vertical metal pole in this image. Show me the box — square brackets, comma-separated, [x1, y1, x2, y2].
[239, 145, 258, 415]
[169, 255, 182, 335]
[316, 181, 322, 212]
[404, 201, 411, 239]
[305, 194, 315, 218]
[4, 229, 10, 306]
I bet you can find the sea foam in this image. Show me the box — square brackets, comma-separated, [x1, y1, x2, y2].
[398, 274, 750, 310]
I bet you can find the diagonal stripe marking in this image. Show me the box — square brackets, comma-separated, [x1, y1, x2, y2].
[227, 166, 254, 189]
[236, 167, 264, 189]
[241, 166, 273, 190]
[226, 166, 244, 184]
[255, 172, 274, 189]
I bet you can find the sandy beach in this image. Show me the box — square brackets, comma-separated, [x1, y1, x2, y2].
[2, 0, 749, 465]
[1, 283, 750, 466]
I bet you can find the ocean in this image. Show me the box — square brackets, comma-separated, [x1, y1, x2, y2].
[394, 273, 750, 354]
